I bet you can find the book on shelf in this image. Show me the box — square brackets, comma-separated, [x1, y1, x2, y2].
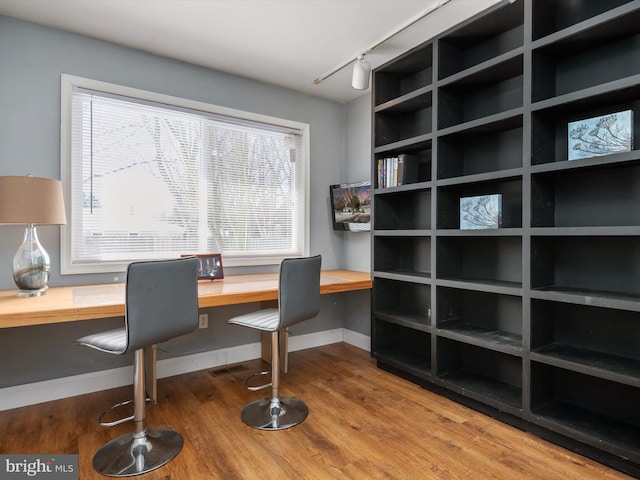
[377, 154, 418, 188]
[397, 154, 418, 186]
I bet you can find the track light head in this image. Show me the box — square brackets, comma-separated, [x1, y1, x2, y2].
[352, 55, 371, 90]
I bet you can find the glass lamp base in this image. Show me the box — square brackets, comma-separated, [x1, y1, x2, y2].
[13, 225, 51, 297]
[17, 286, 48, 297]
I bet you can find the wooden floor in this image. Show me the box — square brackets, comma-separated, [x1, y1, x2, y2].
[0, 343, 632, 479]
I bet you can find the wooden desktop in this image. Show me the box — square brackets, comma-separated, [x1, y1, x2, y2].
[0, 269, 371, 328]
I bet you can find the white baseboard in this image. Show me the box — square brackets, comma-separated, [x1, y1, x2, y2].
[0, 329, 370, 411]
[343, 329, 371, 351]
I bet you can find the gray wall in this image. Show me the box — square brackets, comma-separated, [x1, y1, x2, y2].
[0, 15, 372, 388]
[343, 93, 373, 334]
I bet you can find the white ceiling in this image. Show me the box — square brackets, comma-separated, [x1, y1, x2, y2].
[0, 0, 502, 104]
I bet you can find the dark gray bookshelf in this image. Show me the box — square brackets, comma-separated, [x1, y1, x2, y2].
[370, 0, 640, 476]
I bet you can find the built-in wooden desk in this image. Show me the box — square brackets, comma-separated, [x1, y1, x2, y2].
[0, 269, 372, 328]
[0, 269, 371, 405]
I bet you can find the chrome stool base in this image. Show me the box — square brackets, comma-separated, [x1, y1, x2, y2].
[92, 428, 183, 477]
[241, 396, 308, 430]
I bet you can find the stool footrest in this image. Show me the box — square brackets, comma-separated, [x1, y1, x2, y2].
[98, 397, 153, 427]
[244, 371, 272, 392]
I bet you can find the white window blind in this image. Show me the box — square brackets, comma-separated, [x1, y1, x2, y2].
[62, 76, 308, 274]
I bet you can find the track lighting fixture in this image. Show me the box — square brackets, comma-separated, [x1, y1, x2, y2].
[351, 55, 371, 90]
[313, 0, 453, 89]
[314, 0, 517, 90]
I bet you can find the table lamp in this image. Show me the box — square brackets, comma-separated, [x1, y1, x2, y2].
[0, 175, 67, 297]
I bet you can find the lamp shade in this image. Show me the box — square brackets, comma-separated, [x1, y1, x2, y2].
[0, 176, 67, 225]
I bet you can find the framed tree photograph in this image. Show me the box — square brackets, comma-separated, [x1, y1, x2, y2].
[182, 254, 224, 280]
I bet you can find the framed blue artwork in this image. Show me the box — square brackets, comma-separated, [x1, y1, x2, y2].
[460, 194, 502, 230]
[568, 110, 633, 160]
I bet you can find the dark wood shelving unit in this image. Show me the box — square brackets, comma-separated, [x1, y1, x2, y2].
[370, 0, 640, 476]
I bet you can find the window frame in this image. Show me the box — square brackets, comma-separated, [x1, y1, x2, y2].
[60, 74, 310, 275]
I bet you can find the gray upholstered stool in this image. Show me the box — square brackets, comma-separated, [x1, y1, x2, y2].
[228, 255, 321, 430]
[75, 257, 199, 477]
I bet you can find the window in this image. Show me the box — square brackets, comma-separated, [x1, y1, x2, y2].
[61, 75, 309, 274]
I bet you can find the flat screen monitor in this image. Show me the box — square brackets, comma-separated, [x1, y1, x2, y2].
[329, 181, 371, 232]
